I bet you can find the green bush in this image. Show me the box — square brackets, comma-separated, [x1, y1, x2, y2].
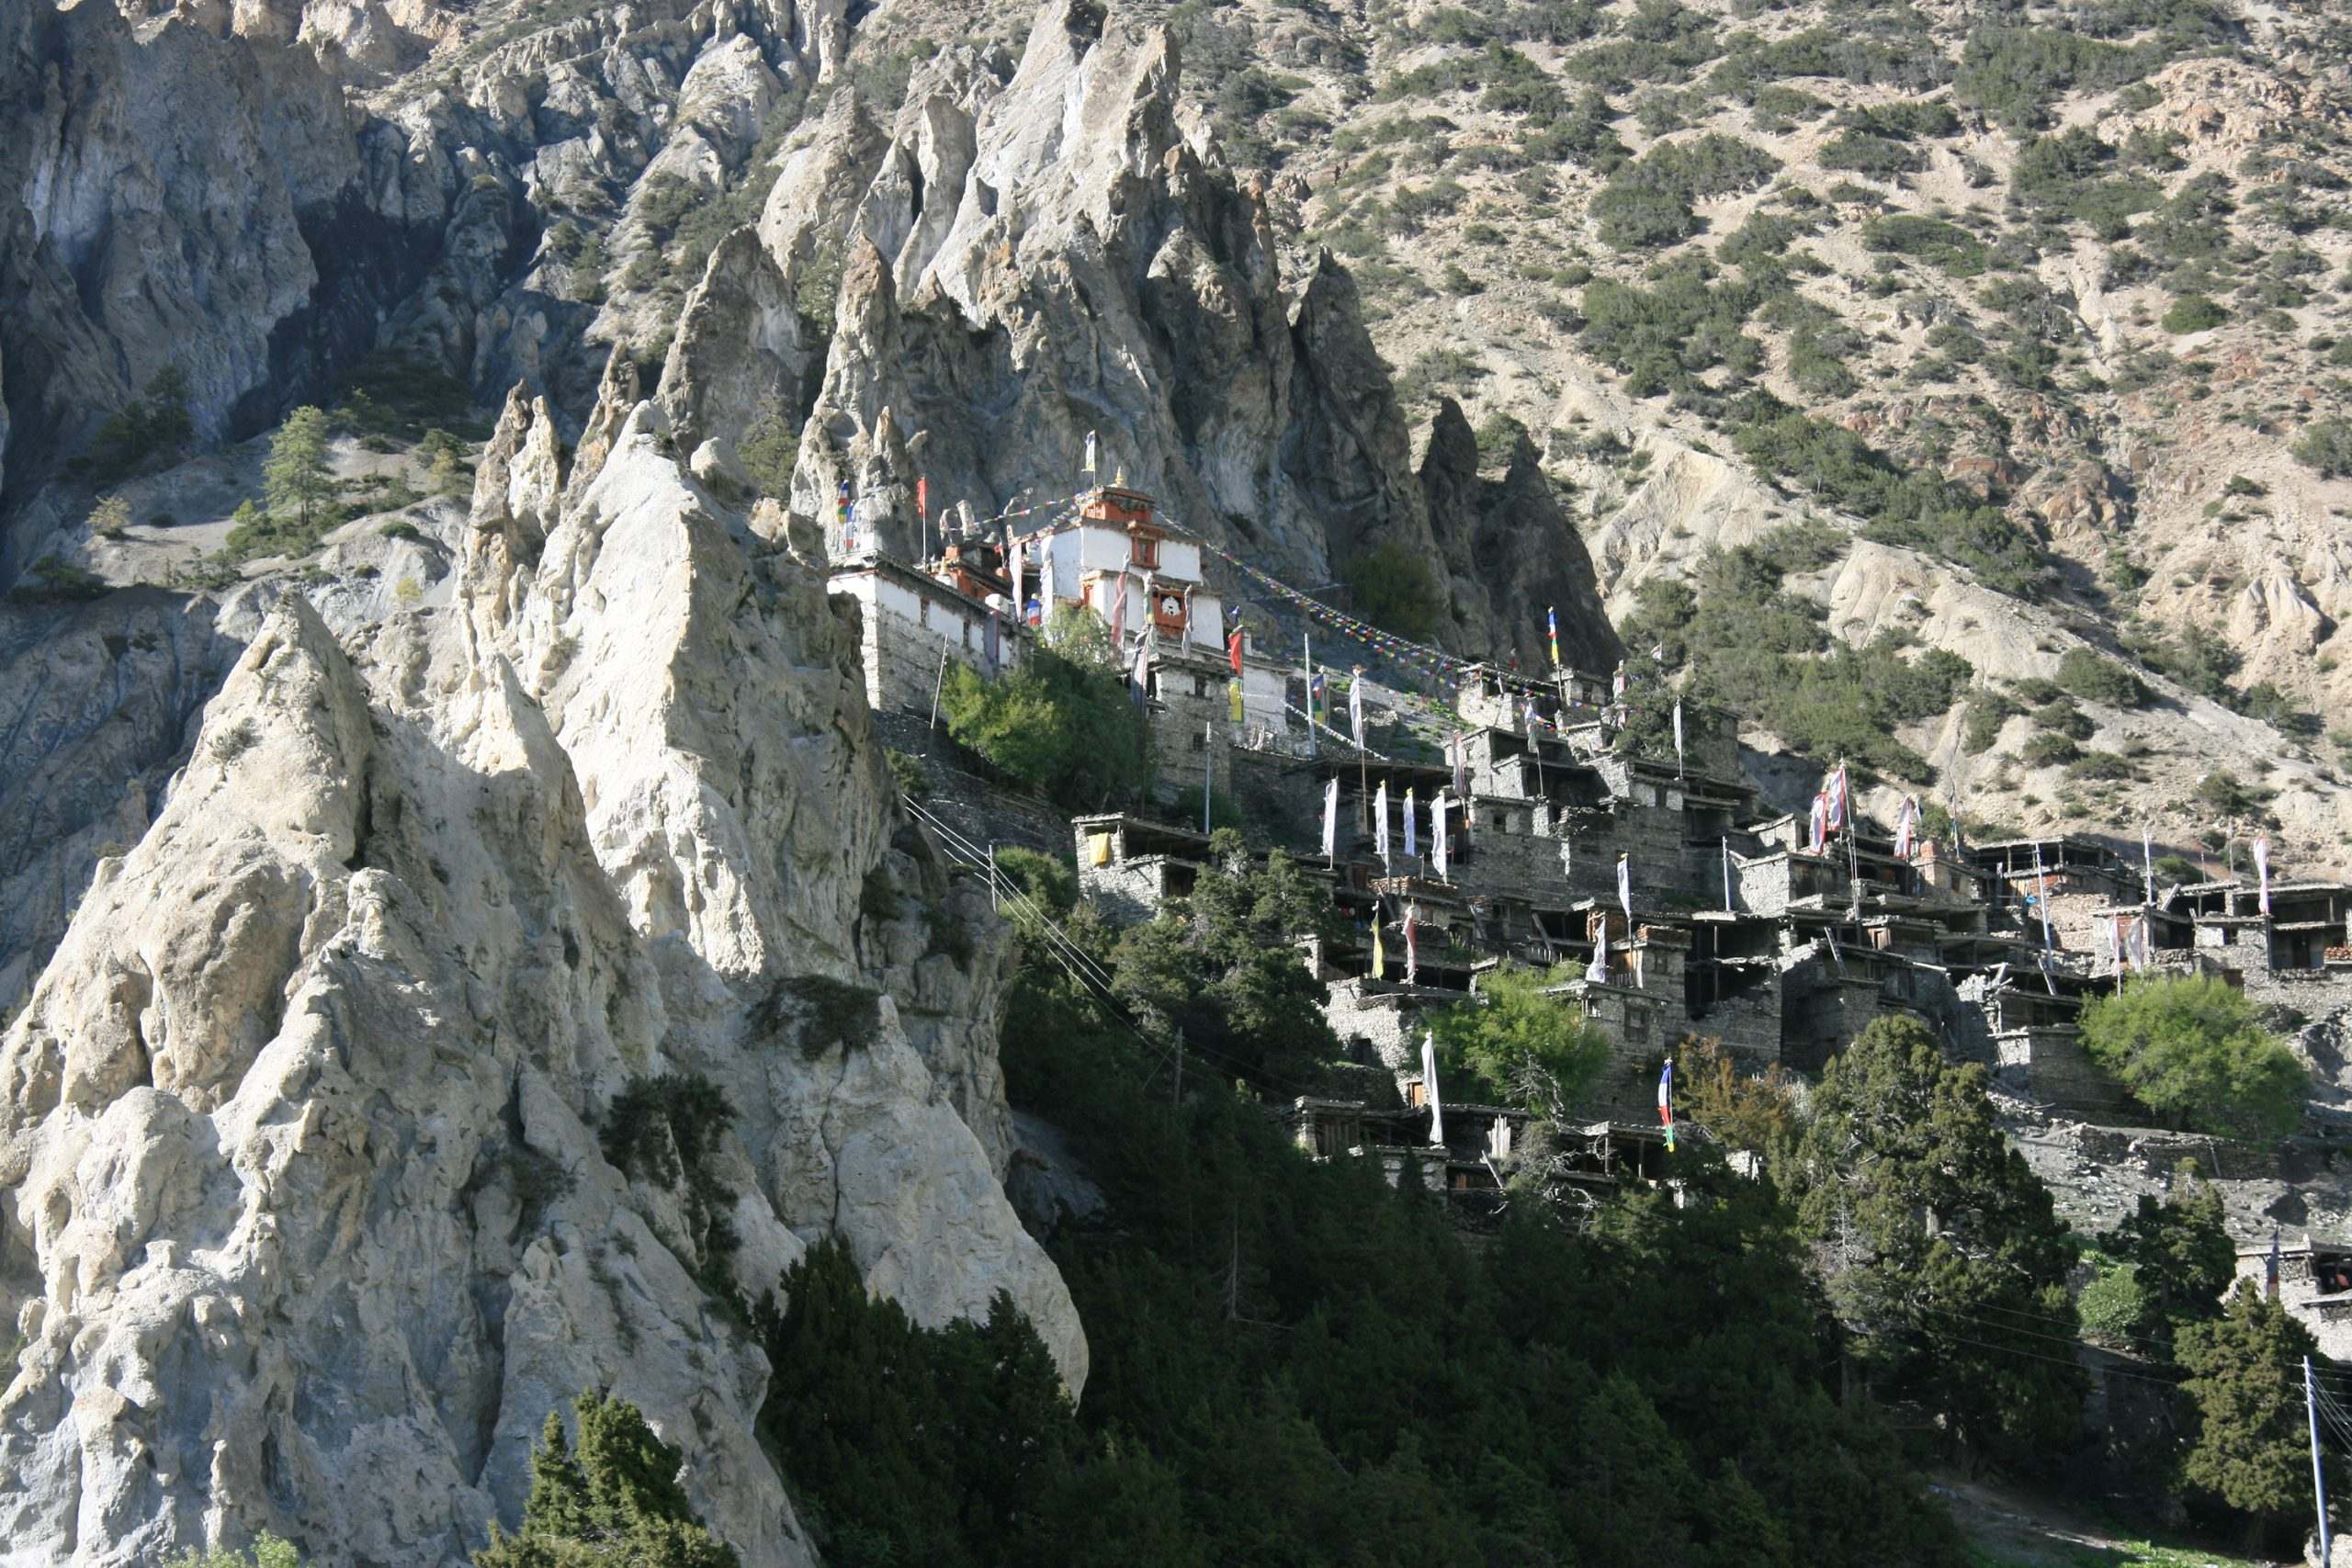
[2078, 976, 2305, 1139]
[2293, 417, 2352, 478]
[2055, 648, 2149, 707]
[165, 1538, 302, 1568]
[1345, 538, 1444, 642]
[1428, 963, 1610, 1112]
[2075, 1261, 2150, 1348]
[767, 975, 883, 1058]
[992, 845, 1077, 916]
[90, 367, 193, 480]
[1860, 215, 1988, 276]
[600, 1073, 740, 1270]
[8, 556, 110, 604]
[1962, 690, 2019, 753]
[2162, 292, 2228, 333]
[940, 644, 1150, 812]
[1592, 134, 1780, 251]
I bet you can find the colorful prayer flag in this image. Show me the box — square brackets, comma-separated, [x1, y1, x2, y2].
[1227, 626, 1244, 674]
[1546, 605, 1559, 668]
[1658, 1056, 1675, 1154]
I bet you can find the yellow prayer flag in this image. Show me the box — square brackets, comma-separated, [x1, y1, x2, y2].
[1088, 832, 1112, 867]
[1372, 921, 1386, 980]
[1227, 678, 1244, 723]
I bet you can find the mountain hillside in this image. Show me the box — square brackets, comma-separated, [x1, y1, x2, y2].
[6, 0, 2349, 874]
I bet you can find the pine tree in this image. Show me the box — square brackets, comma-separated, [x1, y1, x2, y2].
[2177, 1282, 2334, 1544]
[2109, 1165, 2234, 1352]
[88, 492, 132, 539]
[263, 406, 334, 529]
[475, 1391, 739, 1568]
[1785, 1015, 2086, 1462]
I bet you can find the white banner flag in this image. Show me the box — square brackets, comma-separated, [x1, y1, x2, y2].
[2255, 835, 2271, 914]
[1420, 1032, 1445, 1146]
[1404, 788, 1418, 860]
[1349, 673, 1365, 750]
[1084, 429, 1097, 476]
[1433, 793, 1450, 880]
[1374, 782, 1391, 871]
[1321, 779, 1339, 863]
[1671, 700, 1685, 775]
[1617, 853, 1632, 918]
[2142, 822, 2155, 904]
[1587, 920, 1610, 985]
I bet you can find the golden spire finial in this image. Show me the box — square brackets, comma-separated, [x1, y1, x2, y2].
[1114, 465, 1126, 486]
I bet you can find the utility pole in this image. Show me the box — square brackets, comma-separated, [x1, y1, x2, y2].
[2309, 1356, 2335, 1566]
[928, 635, 952, 730]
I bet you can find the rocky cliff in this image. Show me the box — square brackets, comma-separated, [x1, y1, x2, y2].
[0, 380, 1080, 1566]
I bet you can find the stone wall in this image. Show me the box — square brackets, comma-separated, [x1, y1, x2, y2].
[834, 567, 1022, 717]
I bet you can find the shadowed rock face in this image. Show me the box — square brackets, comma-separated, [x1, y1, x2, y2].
[0, 384, 1080, 1567]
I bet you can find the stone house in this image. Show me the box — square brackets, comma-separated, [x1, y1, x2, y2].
[2232, 1238, 2352, 1360]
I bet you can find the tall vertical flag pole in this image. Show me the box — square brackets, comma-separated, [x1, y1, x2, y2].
[1203, 721, 1214, 835]
[2306, 1355, 2334, 1566]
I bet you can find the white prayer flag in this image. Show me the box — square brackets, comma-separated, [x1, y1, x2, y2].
[1433, 793, 1450, 880]
[2255, 835, 2272, 914]
[1374, 782, 1391, 871]
[1722, 838, 1734, 911]
[1007, 528, 1023, 613]
[1321, 779, 1340, 861]
[1084, 430, 1098, 476]
[1671, 699, 1685, 776]
[1128, 624, 1152, 702]
[1349, 672, 1365, 750]
[1587, 921, 1610, 985]
[1617, 853, 1632, 918]
[1893, 795, 1920, 860]
[2129, 914, 2150, 970]
[1404, 904, 1420, 984]
[2143, 822, 2155, 904]
[1806, 794, 1828, 854]
[2033, 841, 2052, 950]
[1404, 788, 1419, 860]
[1420, 1032, 1445, 1147]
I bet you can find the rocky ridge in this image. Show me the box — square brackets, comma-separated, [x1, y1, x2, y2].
[0, 375, 1079, 1566]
